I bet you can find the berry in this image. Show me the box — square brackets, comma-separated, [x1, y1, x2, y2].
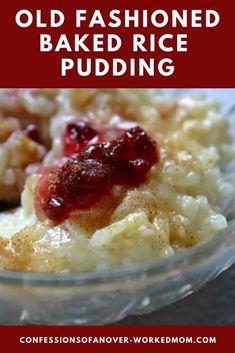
[59, 159, 112, 195]
[63, 118, 125, 157]
[104, 127, 158, 185]
[79, 144, 106, 161]
[44, 196, 67, 222]
[63, 119, 97, 156]
[127, 158, 150, 185]
[36, 126, 159, 224]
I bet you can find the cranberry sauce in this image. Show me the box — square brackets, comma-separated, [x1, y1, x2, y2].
[36, 125, 159, 224]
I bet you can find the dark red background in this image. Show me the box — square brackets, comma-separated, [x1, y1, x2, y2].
[0, 326, 234, 353]
[0, 0, 234, 87]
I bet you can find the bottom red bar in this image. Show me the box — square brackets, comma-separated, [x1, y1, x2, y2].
[0, 326, 233, 353]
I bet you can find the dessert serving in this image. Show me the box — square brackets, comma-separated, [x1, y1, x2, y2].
[0, 89, 233, 273]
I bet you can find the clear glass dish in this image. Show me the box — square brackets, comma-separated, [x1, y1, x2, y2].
[0, 89, 234, 325]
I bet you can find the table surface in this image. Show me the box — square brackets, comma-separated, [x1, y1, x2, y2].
[118, 263, 235, 325]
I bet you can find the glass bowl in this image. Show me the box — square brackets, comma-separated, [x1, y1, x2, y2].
[0, 219, 235, 325]
[0, 89, 235, 325]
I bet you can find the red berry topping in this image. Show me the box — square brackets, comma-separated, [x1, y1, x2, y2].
[59, 159, 112, 196]
[36, 126, 159, 224]
[103, 126, 158, 185]
[45, 196, 66, 221]
[63, 120, 97, 156]
[63, 118, 125, 157]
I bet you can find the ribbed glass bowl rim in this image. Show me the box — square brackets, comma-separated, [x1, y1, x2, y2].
[0, 224, 234, 287]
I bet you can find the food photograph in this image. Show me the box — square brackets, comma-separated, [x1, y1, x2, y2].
[0, 88, 234, 325]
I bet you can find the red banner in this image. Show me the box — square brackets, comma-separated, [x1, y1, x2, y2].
[0, 326, 233, 353]
[0, 0, 234, 87]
